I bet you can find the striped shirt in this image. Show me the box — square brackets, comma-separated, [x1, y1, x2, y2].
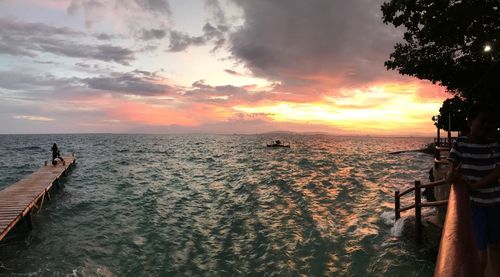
[448, 136, 500, 206]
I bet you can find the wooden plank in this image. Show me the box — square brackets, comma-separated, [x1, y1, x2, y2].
[0, 205, 25, 209]
[0, 210, 21, 214]
[0, 214, 20, 218]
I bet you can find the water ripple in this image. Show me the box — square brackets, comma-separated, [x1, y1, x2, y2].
[0, 134, 436, 276]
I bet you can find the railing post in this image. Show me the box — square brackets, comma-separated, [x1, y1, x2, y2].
[395, 190, 400, 220]
[415, 180, 422, 244]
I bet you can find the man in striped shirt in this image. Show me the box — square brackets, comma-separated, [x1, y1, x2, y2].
[447, 104, 500, 276]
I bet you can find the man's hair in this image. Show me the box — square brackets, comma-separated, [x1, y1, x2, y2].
[467, 103, 495, 121]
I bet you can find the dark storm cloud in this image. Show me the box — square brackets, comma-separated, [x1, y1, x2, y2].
[0, 18, 135, 65]
[228, 0, 401, 88]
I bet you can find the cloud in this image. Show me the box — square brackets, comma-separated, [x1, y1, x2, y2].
[0, 71, 77, 91]
[0, 17, 83, 37]
[224, 69, 242, 76]
[185, 80, 270, 105]
[75, 62, 91, 68]
[204, 0, 228, 26]
[0, 43, 37, 57]
[135, 0, 171, 14]
[140, 28, 168, 40]
[13, 115, 55, 121]
[167, 31, 205, 52]
[0, 69, 175, 97]
[66, 0, 171, 29]
[228, 0, 403, 92]
[167, 23, 227, 52]
[35, 60, 59, 65]
[35, 39, 135, 64]
[94, 33, 115, 40]
[81, 72, 174, 96]
[0, 18, 135, 65]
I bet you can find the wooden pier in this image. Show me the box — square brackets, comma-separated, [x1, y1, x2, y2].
[0, 156, 76, 241]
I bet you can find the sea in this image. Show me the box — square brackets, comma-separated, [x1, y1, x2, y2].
[0, 134, 439, 276]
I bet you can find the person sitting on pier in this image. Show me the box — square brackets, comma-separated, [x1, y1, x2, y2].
[51, 143, 64, 166]
[447, 103, 500, 276]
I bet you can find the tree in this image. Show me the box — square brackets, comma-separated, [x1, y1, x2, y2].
[381, 0, 500, 104]
[437, 96, 468, 132]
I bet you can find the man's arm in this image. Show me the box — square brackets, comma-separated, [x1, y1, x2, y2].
[447, 161, 465, 185]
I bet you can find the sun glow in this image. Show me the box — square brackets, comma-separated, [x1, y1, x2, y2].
[233, 84, 444, 135]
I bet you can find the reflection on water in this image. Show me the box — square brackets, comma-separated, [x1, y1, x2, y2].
[0, 134, 436, 276]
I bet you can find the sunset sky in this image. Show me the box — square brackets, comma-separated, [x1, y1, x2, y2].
[0, 0, 449, 135]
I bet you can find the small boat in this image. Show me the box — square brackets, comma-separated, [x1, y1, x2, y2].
[266, 140, 290, 148]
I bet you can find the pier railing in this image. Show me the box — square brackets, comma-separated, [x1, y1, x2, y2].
[394, 179, 449, 242]
[394, 144, 453, 242]
[395, 178, 481, 274]
[433, 137, 455, 148]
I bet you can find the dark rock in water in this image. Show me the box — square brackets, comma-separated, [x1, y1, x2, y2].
[395, 214, 442, 261]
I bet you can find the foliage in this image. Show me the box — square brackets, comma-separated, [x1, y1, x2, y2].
[437, 96, 468, 132]
[381, 0, 500, 104]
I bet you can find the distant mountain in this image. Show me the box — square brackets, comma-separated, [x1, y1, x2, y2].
[257, 130, 334, 136]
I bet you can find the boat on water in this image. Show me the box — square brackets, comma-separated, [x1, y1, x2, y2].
[266, 140, 290, 148]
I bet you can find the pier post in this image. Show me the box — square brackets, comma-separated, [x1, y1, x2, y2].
[415, 180, 422, 244]
[25, 210, 33, 230]
[395, 190, 400, 220]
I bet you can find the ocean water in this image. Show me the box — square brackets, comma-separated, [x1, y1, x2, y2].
[0, 134, 438, 276]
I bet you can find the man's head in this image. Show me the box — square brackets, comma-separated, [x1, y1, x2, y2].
[467, 103, 495, 140]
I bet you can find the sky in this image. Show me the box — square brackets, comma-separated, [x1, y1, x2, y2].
[0, 0, 449, 135]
